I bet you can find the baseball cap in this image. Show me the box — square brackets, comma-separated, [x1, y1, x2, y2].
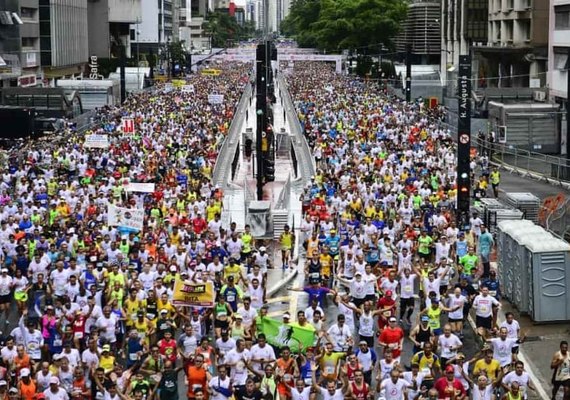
[8, 388, 17, 394]
[388, 317, 397, 322]
[160, 309, 168, 314]
[259, 246, 266, 252]
[283, 312, 291, 320]
[20, 368, 30, 377]
[385, 290, 393, 297]
[445, 365, 455, 374]
[421, 315, 430, 322]
[234, 313, 243, 319]
[49, 377, 59, 385]
[169, 265, 177, 272]
[102, 344, 111, 352]
[0, 381, 6, 386]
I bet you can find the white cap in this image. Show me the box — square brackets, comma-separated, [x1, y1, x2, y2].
[259, 246, 266, 252]
[169, 266, 177, 272]
[20, 368, 30, 377]
[49, 376, 60, 385]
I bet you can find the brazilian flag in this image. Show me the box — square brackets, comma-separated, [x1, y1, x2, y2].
[260, 317, 316, 353]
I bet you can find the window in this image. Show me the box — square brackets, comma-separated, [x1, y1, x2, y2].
[554, 48, 570, 70]
[505, 20, 513, 41]
[555, 6, 570, 30]
[519, 19, 530, 41]
[20, 7, 37, 20]
[506, 0, 514, 10]
[130, 29, 135, 40]
[22, 38, 36, 49]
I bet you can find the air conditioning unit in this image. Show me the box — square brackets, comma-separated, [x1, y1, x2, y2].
[533, 91, 546, 102]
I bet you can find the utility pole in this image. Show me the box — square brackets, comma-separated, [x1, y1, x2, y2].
[456, 55, 472, 228]
[566, 47, 570, 158]
[256, 43, 267, 200]
[405, 44, 412, 102]
[119, 43, 126, 103]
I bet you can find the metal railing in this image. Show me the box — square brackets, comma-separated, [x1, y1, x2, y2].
[473, 136, 570, 186]
[211, 84, 252, 187]
[277, 74, 316, 186]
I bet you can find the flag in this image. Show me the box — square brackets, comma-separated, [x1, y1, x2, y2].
[259, 317, 316, 353]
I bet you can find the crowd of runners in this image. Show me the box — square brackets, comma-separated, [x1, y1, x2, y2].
[0, 51, 567, 400]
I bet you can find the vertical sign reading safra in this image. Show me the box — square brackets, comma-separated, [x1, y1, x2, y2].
[88, 55, 102, 80]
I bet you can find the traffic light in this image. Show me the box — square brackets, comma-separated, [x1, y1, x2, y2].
[245, 138, 253, 157]
[263, 156, 275, 182]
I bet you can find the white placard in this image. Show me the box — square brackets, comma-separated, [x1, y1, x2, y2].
[108, 205, 144, 230]
[84, 134, 109, 148]
[208, 94, 224, 104]
[126, 182, 155, 193]
[182, 84, 194, 93]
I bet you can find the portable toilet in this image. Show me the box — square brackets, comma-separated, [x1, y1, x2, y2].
[525, 237, 570, 322]
[497, 220, 536, 301]
[510, 229, 551, 313]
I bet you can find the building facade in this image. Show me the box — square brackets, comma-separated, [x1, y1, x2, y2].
[395, 0, 442, 65]
[0, 0, 41, 87]
[39, 0, 89, 79]
[549, 0, 570, 102]
[88, 0, 142, 60]
[472, 0, 548, 88]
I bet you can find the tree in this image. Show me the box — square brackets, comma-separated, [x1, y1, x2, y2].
[282, 0, 407, 52]
[203, 11, 255, 48]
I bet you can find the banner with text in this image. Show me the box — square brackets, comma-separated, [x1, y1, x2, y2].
[208, 94, 224, 104]
[108, 205, 144, 231]
[260, 317, 315, 353]
[172, 280, 215, 307]
[84, 134, 109, 148]
[126, 182, 155, 193]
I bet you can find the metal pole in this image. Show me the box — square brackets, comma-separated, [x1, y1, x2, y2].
[566, 47, 570, 161]
[406, 44, 412, 102]
[137, 19, 140, 90]
[120, 43, 126, 103]
[256, 43, 267, 200]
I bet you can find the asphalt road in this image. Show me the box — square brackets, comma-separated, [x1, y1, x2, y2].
[267, 267, 481, 377]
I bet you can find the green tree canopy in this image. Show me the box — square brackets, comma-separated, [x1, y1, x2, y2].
[281, 0, 407, 52]
[204, 11, 257, 48]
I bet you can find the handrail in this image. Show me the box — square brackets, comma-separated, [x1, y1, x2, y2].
[212, 83, 253, 188]
[278, 74, 316, 187]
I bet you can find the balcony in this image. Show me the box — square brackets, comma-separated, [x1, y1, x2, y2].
[108, 0, 141, 23]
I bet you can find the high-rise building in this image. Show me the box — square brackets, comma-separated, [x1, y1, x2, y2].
[395, 0, 442, 64]
[549, 0, 570, 102]
[40, 0, 89, 79]
[0, 0, 41, 87]
[472, 0, 548, 88]
[88, 0, 142, 59]
[130, 0, 177, 54]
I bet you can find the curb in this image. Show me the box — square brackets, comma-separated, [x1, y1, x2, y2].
[466, 314, 550, 400]
[267, 269, 299, 298]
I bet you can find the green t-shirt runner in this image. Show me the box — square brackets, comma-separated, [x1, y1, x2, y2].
[418, 234, 433, 255]
[459, 253, 478, 275]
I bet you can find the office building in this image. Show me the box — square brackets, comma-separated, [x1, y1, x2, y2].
[130, 0, 177, 54]
[472, 0, 548, 88]
[395, 0, 442, 64]
[0, 0, 41, 87]
[39, 0, 89, 79]
[88, 0, 141, 61]
[549, 0, 570, 102]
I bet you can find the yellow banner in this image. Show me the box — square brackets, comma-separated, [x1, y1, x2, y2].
[200, 69, 222, 76]
[171, 79, 186, 87]
[172, 279, 215, 307]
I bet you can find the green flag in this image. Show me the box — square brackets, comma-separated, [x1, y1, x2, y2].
[260, 317, 316, 353]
